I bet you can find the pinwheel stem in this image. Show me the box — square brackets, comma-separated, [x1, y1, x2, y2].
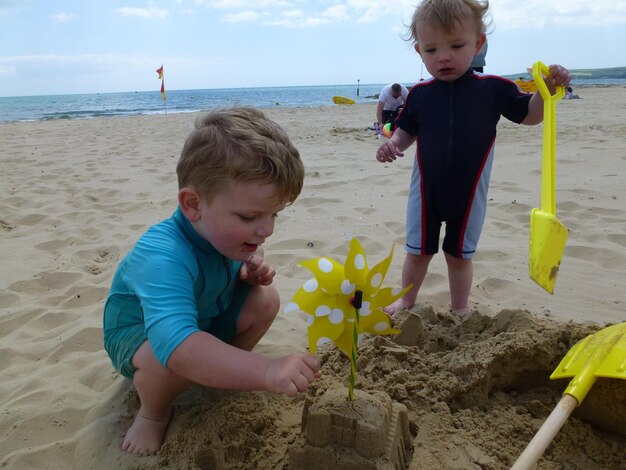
[348, 290, 363, 401]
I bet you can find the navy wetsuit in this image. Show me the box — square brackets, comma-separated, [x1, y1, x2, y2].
[395, 69, 531, 259]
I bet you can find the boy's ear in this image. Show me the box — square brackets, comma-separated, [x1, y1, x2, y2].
[178, 187, 202, 222]
[475, 34, 486, 53]
[414, 43, 421, 56]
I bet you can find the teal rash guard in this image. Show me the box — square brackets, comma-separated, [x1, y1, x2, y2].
[103, 207, 250, 378]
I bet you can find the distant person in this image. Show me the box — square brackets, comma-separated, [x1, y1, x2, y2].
[377, 83, 410, 128]
[471, 38, 488, 72]
[565, 85, 579, 99]
[375, 0, 570, 317]
[103, 107, 320, 455]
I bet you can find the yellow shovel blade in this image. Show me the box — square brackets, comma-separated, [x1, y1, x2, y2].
[550, 322, 626, 404]
[529, 208, 568, 294]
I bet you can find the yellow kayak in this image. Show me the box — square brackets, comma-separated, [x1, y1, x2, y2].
[332, 95, 356, 105]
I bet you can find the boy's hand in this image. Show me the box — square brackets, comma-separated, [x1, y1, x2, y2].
[239, 254, 276, 286]
[546, 64, 570, 90]
[376, 140, 404, 163]
[264, 353, 322, 397]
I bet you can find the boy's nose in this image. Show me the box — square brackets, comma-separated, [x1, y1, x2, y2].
[255, 219, 275, 238]
[439, 52, 451, 63]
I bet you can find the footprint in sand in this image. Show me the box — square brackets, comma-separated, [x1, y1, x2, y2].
[9, 271, 83, 294]
[565, 244, 626, 270]
[17, 213, 49, 226]
[607, 233, 626, 247]
[42, 286, 109, 309]
[35, 238, 74, 252]
[0, 292, 20, 308]
[0, 219, 16, 231]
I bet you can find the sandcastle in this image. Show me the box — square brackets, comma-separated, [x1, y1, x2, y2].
[289, 387, 413, 469]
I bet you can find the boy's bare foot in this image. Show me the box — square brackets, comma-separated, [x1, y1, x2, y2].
[453, 307, 471, 318]
[121, 412, 170, 456]
[383, 298, 415, 316]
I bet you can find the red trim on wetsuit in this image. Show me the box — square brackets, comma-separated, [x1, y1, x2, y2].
[457, 137, 496, 257]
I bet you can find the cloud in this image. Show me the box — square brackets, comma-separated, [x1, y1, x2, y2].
[346, 0, 416, 23]
[51, 12, 77, 23]
[321, 5, 348, 21]
[0, 54, 165, 74]
[221, 10, 261, 22]
[161, 0, 626, 30]
[192, 0, 291, 8]
[260, 4, 352, 28]
[116, 6, 169, 19]
[0, 65, 16, 76]
[0, 53, 230, 74]
[280, 9, 303, 18]
[264, 14, 331, 28]
[491, 1, 626, 29]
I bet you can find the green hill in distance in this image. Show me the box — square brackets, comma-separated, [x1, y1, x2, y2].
[504, 66, 626, 81]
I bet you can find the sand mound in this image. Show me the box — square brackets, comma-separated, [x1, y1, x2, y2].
[124, 309, 625, 470]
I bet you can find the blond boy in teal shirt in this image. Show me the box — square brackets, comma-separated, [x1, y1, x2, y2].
[103, 107, 320, 455]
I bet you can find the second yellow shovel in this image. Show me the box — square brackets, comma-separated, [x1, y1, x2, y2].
[529, 61, 567, 294]
[511, 321, 626, 469]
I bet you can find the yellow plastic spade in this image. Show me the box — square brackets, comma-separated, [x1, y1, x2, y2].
[529, 61, 567, 294]
[512, 322, 626, 469]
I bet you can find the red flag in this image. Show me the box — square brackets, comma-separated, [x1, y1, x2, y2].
[156, 65, 166, 102]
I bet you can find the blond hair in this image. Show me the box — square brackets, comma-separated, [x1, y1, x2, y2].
[177, 107, 304, 204]
[409, 0, 490, 44]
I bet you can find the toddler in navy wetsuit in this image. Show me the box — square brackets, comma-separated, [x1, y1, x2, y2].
[103, 107, 320, 456]
[375, 0, 570, 316]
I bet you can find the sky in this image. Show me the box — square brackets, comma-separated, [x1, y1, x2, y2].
[1, 0, 625, 97]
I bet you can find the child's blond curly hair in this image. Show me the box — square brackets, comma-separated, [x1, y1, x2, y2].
[177, 107, 304, 204]
[409, 0, 490, 44]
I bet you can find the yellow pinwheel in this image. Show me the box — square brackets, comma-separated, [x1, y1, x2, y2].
[284, 238, 408, 356]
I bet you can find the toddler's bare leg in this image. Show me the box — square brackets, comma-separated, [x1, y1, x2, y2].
[384, 253, 433, 315]
[231, 284, 280, 351]
[445, 253, 473, 316]
[122, 341, 192, 456]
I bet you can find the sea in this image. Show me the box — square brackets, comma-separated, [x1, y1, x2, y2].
[1, 79, 624, 123]
[0, 83, 385, 123]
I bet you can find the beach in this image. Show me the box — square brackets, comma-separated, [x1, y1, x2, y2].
[1, 86, 625, 469]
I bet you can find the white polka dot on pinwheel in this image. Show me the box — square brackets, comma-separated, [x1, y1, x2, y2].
[318, 258, 333, 273]
[303, 278, 318, 293]
[340, 279, 355, 295]
[315, 305, 331, 317]
[353, 253, 365, 270]
[284, 302, 299, 314]
[359, 301, 372, 316]
[317, 337, 332, 348]
[306, 314, 314, 326]
[329, 308, 344, 324]
[370, 272, 382, 288]
[373, 322, 388, 332]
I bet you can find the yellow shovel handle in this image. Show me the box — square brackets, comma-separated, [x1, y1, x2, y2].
[532, 62, 564, 215]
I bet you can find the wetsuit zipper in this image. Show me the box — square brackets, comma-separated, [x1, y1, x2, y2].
[447, 80, 454, 169]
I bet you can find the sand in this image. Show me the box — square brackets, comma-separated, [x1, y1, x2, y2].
[1, 86, 625, 469]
